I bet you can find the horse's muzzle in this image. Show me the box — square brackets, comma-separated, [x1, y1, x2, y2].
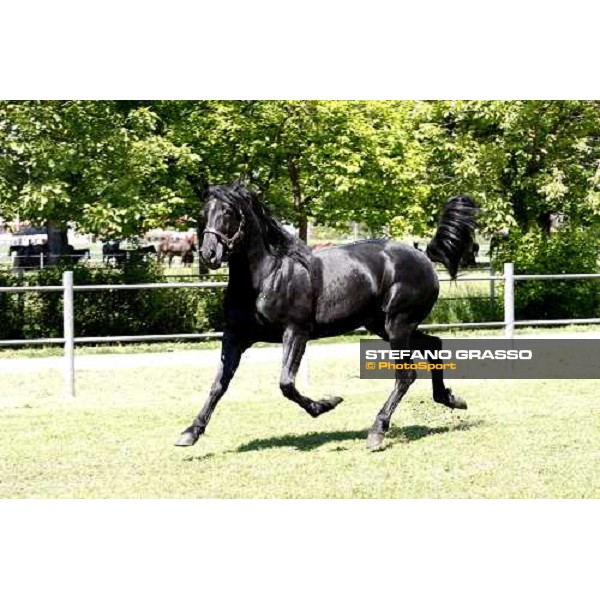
[201, 234, 225, 269]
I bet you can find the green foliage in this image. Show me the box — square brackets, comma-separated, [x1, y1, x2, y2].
[426, 296, 502, 326]
[1, 97, 598, 318]
[0, 101, 196, 237]
[0, 100, 420, 239]
[493, 227, 599, 319]
[168, 100, 413, 236]
[407, 100, 600, 236]
[1, 100, 598, 245]
[0, 272, 25, 339]
[0, 263, 226, 341]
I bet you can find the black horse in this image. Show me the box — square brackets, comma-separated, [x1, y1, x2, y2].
[176, 183, 477, 451]
[102, 241, 126, 266]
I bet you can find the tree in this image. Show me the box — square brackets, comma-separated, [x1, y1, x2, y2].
[396, 100, 600, 319]
[0, 101, 193, 259]
[401, 100, 600, 238]
[0, 101, 441, 246]
[168, 100, 414, 240]
[2, 100, 597, 255]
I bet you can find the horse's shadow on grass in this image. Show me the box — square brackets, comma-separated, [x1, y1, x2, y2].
[236, 419, 484, 453]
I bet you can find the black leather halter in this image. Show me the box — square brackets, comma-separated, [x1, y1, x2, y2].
[202, 206, 246, 251]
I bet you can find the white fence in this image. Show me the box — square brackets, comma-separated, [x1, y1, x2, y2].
[0, 264, 599, 397]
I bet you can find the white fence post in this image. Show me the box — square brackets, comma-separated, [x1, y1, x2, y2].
[63, 271, 75, 398]
[504, 262, 515, 339]
[490, 264, 495, 309]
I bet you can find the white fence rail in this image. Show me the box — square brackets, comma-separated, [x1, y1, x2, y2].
[1, 264, 599, 397]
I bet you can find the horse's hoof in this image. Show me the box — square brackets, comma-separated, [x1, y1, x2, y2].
[450, 396, 468, 410]
[174, 429, 199, 447]
[323, 396, 344, 409]
[366, 432, 386, 451]
[312, 396, 344, 417]
[436, 389, 468, 410]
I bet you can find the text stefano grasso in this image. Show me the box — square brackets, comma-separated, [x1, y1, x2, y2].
[364, 349, 533, 361]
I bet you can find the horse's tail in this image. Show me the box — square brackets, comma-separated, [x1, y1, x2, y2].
[426, 195, 478, 279]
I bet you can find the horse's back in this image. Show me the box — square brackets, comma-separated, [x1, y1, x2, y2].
[312, 240, 438, 333]
[314, 239, 437, 291]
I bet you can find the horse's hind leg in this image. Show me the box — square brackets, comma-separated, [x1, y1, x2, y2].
[411, 330, 467, 410]
[366, 318, 416, 451]
[279, 327, 344, 417]
[364, 315, 389, 341]
[175, 331, 251, 446]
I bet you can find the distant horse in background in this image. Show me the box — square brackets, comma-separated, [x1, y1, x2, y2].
[310, 242, 333, 251]
[176, 182, 478, 451]
[102, 241, 126, 266]
[157, 236, 196, 267]
[126, 244, 157, 262]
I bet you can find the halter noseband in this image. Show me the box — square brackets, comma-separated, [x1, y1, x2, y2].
[202, 206, 246, 251]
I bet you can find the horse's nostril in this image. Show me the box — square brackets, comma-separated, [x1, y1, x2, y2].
[209, 249, 216, 259]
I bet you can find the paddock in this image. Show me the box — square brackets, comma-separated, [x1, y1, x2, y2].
[1, 342, 598, 498]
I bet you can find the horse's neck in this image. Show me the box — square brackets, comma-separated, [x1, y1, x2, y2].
[229, 217, 304, 291]
[228, 219, 270, 290]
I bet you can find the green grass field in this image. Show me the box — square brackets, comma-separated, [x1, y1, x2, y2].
[1, 350, 599, 499]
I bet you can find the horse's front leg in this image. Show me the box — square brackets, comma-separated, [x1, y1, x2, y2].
[279, 328, 343, 417]
[175, 331, 250, 446]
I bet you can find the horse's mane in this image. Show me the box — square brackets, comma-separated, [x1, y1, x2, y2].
[207, 182, 311, 268]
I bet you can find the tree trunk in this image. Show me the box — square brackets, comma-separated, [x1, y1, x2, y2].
[46, 221, 69, 265]
[287, 156, 308, 242]
[297, 212, 308, 243]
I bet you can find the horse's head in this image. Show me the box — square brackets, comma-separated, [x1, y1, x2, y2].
[201, 186, 246, 269]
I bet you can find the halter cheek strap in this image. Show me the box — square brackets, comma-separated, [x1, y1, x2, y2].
[202, 209, 245, 251]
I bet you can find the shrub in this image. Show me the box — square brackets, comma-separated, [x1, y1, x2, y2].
[492, 226, 599, 320]
[0, 260, 226, 341]
[426, 295, 502, 326]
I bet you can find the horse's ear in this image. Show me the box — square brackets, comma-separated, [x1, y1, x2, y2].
[200, 181, 210, 201]
[232, 175, 248, 190]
